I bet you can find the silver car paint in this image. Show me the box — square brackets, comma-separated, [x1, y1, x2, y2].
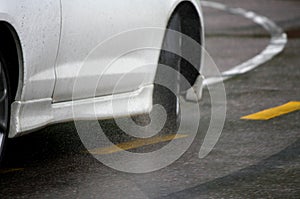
[9, 85, 153, 137]
[0, 0, 204, 137]
[0, 0, 61, 101]
[54, 0, 203, 102]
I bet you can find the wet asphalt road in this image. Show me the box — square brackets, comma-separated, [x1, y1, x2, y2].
[1, 0, 300, 198]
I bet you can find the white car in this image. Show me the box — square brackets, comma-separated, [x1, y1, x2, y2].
[0, 0, 204, 159]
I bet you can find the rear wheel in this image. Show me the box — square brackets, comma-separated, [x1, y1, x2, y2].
[153, 12, 183, 134]
[0, 53, 10, 163]
[133, 12, 182, 135]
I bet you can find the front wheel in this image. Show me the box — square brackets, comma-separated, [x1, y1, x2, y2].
[0, 53, 10, 163]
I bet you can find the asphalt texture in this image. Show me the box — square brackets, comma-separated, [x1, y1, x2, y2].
[1, 0, 300, 198]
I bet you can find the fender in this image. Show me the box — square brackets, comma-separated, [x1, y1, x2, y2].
[0, 0, 61, 101]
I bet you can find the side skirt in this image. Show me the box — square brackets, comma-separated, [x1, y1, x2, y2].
[9, 85, 153, 138]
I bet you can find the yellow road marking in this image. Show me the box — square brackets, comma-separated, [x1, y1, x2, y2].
[241, 101, 300, 120]
[0, 168, 24, 174]
[88, 134, 188, 155]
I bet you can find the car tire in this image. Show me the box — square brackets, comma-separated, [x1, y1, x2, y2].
[132, 12, 182, 135]
[0, 52, 11, 163]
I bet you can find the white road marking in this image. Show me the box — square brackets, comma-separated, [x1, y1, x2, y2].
[201, 1, 287, 85]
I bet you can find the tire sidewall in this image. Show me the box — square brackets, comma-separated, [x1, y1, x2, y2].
[0, 52, 11, 164]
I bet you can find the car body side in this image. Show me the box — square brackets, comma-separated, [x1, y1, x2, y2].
[0, 0, 204, 138]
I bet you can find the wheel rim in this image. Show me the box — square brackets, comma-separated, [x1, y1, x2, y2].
[175, 58, 181, 126]
[175, 30, 182, 124]
[0, 62, 9, 153]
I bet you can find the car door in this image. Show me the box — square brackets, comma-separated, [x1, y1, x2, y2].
[53, 0, 166, 102]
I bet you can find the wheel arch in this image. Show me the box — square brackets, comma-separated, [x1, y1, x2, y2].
[0, 21, 23, 101]
[172, 1, 203, 48]
[164, 0, 204, 88]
